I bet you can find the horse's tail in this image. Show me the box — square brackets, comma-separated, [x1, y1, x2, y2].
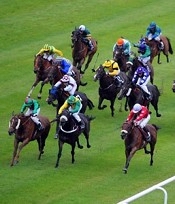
[87, 98, 95, 110]
[152, 124, 161, 131]
[166, 37, 173, 54]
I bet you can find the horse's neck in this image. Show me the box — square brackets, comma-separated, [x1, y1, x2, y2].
[73, 40, 87, 55]
[99, 75, 113, 88]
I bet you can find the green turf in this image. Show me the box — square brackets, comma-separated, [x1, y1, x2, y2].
[1, 0, 175, 203]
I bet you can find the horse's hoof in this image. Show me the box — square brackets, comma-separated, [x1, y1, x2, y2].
[123, 168, 128, 174]
[157, 113, 161, 117]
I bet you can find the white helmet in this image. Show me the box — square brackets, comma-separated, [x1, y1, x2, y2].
[133, 103, 142, 113]
[61, 75, 69, 83]
[79, 25, 85, 31]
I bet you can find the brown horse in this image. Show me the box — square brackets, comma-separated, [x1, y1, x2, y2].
[71, 28, 98, 74]
[8, 113, 51, 166]
[120, 120, 159, 174]
[28, 54, 52, 98]
[143, 36, 173, 64]
[172, 80, 175, 93]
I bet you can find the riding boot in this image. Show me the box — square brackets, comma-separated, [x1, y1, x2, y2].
[37, 122, 44, 131]
[158, 40, 164, 50]
[78, 120, 85, 129]
[143, 127, 151, 142]
[143, 91, 152, 101]
[88, 40, 94, 51]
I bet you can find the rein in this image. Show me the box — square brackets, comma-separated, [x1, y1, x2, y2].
[60, 125, 79, 133]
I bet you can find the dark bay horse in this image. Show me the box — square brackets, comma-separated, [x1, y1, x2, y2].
[93, 65, 130, 117]
[117, 82, 161, 117]
[113, 46, 136, 72]
[47, 87, 95, 138]
[8, 113, 51, 166]
[71, 28, 98, 74]
[121, 120, 159, 174]
[53, 109, 95, 168]
[127, 56, 154, 84]
[28, 54, 52, 98]
[141, 36, 173, 64]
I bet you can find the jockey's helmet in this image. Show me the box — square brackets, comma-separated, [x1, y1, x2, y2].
[67, 95, 76, 104]
[133, 103, 142, 113]
[137, 67, 144, 74]
[117, 38, 124, 46]
[103, 60, 114, 68]
[149, 22, 156, 29]
[139, 44, 146, 51]
[79, 25, 86, 31]
[25, 97, 33, 106]
[61, 75, 70, 83]
[44, 44, 49, 50]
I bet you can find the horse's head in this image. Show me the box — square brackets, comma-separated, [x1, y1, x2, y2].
[8, 114, 25, 135]
[71, 29, 82, 45]
[172, 80, 175, 93]
[93, 65, 107, 81]
[113, 46, 123, 61]
[121, 121, 134, 140]
[34, 54, 51, 73]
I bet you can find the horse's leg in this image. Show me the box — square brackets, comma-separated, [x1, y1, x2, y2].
[83, 55, 93, 73]
[37, 136, 45, 160]
[55, 140, 63, 168]
[124, 97, 129, 111]
[87, 98, 95, 110]
[98, 97, 107, 110]
[37, 78, 50, 99]
[151, 100, 161, 117]
[83, 131, 91, 148]
[149, 143, 156, 166]
[157, 53, 161, 64]
[123, 147, 137, 174]
[28, 79, 40, 97]
[71, 143, 76, 164]
[11, 139, 19, 166]
[110, 99, 115, 117]
[14, 138, 30, 165]
[77, 138, 83, 149]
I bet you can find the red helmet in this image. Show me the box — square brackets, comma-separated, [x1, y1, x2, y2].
[117, 38, 124, 46]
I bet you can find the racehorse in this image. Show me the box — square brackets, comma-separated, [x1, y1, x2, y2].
[113, 46, 136, 72]
[141, 36, 173, 64]
[93, 65, 130, 117]
[120, 120, 159, 174]
[117, 81, 161, 117]
[127, 56, 154, 84]
[52, 109, 95, 168]
[172, 80, 175, 93]
[8, 113, 51, 166]
[47, 86, 95, 138]
[71, 28, 98, 74]
[28, 54, 52, 98]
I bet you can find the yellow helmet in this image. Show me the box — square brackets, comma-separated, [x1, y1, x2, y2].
[43, 44, 49, 50]
[117, 38, 124, 46]
[102, 60, 115, 68]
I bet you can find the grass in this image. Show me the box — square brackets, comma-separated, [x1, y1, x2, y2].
[1, 0, 175, 203]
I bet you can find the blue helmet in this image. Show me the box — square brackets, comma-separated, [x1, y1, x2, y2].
[139, 44, 146, 51]
[149, 22, 156, 29]
[137, 67, 144, 74]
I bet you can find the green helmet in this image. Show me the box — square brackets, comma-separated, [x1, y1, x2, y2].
[67, 96, 76, 104]
[25, 97, 33, 106]
[43, 44, 49, 50]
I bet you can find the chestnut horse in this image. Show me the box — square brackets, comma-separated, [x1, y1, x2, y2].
[8, 113, 51, 166]
[120, 120, 159, 174]
[53, 109, 95, 168]
[71, 28, 98, 74]
[141, 36, 173, 64]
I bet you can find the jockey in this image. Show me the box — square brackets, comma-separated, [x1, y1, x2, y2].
[126, 103, 151, 142]
[20, 97, 43, 131]
[131, 66, 152, 101]
[137, 43, 151, 72]
[52, 57, 75, 77]
[36, 44, 63, 62]
[58, 95, 85, 129]
[113, 38, 131, 61]
[146, 22, 164, 50]
[78, 25, 94, 51]
[53, 74, 77, 96]
[102, 59, 124, 87]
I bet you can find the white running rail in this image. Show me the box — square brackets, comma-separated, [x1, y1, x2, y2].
[117, 176, 175, 204]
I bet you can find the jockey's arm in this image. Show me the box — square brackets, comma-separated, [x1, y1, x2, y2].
[58, 101, 69, 115]
[108, 69, 118, 77]
[54, 48, 63, 57]
[36, 48, 47, 56]
[20, 104, 26, 113]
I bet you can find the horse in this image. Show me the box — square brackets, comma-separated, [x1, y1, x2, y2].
[113, 46, 136, 72]
[117, 81, 161, 117]
[71, 28, 98, 74]
[52, 109, 95, 168]
[172, 80, 175, 93]
[28, 54, 52, 98]
[47, 87, 95, 138]
[141, 36, 173, 64]
[93, 65, 130, 117]
[8, 113, 51, 166]
[127, 56, 154, 84]
[120, 120, 159, 174]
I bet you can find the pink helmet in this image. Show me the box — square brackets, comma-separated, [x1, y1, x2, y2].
[61, 75, 69, 83]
